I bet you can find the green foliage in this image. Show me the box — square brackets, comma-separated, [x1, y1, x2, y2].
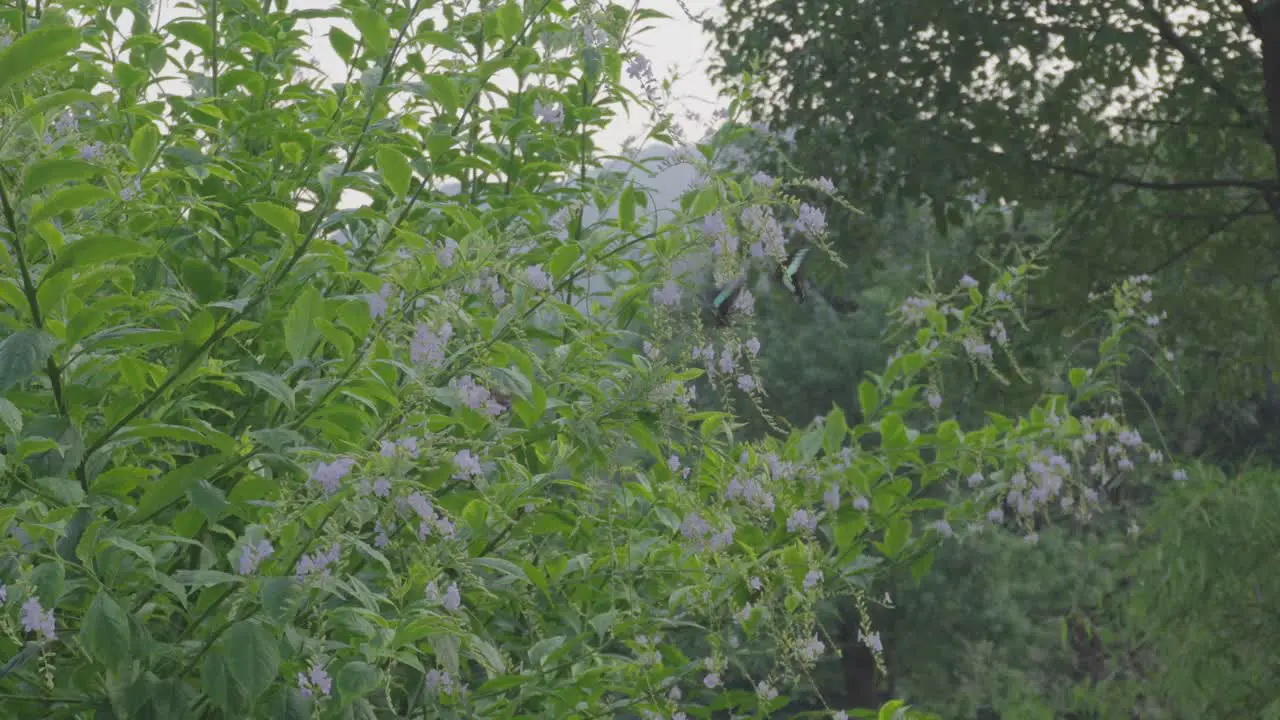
[709, 0, 1280, 461]
[0, 2, 1168, 719]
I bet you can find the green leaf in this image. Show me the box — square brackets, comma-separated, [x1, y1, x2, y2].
[283, 287, 324, 363]
[0, 397, 22, 432]
[549, 244, 581, 280]
[81, 591, 131, 670]
[1069, 367, 1087, 389]
[619, 185, 636, 230]
[45, 235, 148, 277]
[248, 201, 299, 238]
[130, 454, 229, 523]
[350, 8, 391, 56]
[881, 516, 910, 558]
[471, 557, 530, 585]
[29, 185, 113, 225]
[188, 480, 228, 522]
[227, 620, 280, 702]
[130, 123, 161, 166]
[23, 159, 101, 195]
[690, 184, 719, 217]
[376, 147, 412, 198]
[528, 636, 565, 668]
[0, 330, 57, 393]
[858, 380, 879, 418]
[166, 21, 213, 51]
[336, 661, 379, 699]
[496, 1, 523, 39]
[824, 406, 848, 456]
[329, 26, 356, 62]
[239, 371, 295, 411]
[0, 25, 82, 92]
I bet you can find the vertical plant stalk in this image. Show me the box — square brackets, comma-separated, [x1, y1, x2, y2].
[0, 178, 87, 490]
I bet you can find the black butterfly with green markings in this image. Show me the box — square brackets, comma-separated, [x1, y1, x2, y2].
[779, 247, 810, 302]
[711, 274, 747, 326]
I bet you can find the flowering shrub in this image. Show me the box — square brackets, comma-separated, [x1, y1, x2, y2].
[0, 1, 1177, 719]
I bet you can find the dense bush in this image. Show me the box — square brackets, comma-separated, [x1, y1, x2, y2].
[0, 2, 1182, 719]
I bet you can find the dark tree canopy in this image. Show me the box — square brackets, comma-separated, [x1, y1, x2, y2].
[710, 0, 1280, 456]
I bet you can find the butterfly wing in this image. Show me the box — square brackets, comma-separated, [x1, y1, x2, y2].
[782, 248, 810, 301]
[712, 276, 745, 325]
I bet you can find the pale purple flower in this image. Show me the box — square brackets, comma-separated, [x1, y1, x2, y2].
[452, 375, 504, 417]
[986, 507, 1004, 523]
[533, 99, 563, 125]
[927, 392, 942, 410]
[652, 280, 681, 306]
[237, 539, 274, 575]
[959, 274, 979, 289]
[525, 264, 552, 291]
[787, 509, 818, 534]
[437, 238, 458, 267]
[757, 681, 778, 700]
[21, 598, 56, 641]
[749, 576, 762, 591]
[813, 176, 835, 193]
[366, 283, 393, 319]
[702, 212, 727, 239]
[852, 495, 870, 511]
[732, 287, 756, 316]
[80, 141, 106, 162]
[296, 543, 341, 581]
[119, 178, 142, 201]
[859, 630, 882, 653]
[311, 457, 355, 495]
[803, 569, 823, 590]
[54, 111, 78, 135]
[452, 449, 483, 481]
[703, 673, 721, 689]
[736, 374, 756, 392]
[1172, 468, 1188, 481]
[298, 660, 332, 698]
[626, 54, 654, 80]
[708, 527, 734, 551]
[442, 582, 462, 611]
[933, 519, 953, 538]
[963, 337, 994, 360]
[374, 520, 390, 548]
[681, 512, 711, 543]
[411, 322, 452, 367]
[0, 584, 6, 603]
[745, 337, 761, 356]
[795, 203, 826, 237]
[751, 172, 774, 186]
[798, 634, 826, 662]
[425, 668, 454, 695]
[824, 483, 840, 511]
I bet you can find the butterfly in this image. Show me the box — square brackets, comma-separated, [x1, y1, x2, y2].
[779, 247, 810, 302]
[711, 274, 747, 326]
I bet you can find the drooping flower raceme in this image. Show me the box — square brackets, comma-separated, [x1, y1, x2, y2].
[411, 322, 452, 367]
[311, 457, 355, 495]
[21, 597, 56, 641]
[237, 539, 274, 575]
[297, 661, 332, 698]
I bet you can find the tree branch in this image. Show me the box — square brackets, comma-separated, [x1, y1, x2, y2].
[1140, 0, 1270, 142]
[1040, 160, 1278, 191]
[1239, 0, 1264, 37]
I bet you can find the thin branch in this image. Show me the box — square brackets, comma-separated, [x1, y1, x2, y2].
[1041, 160, 1277, 191]
[1145, 198, 1263, 276]
[1141, 0, 1270, 142]
[1239, 0, 1264, 37]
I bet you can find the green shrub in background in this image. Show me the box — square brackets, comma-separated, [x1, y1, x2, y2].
[0, 2, 1179, 719]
